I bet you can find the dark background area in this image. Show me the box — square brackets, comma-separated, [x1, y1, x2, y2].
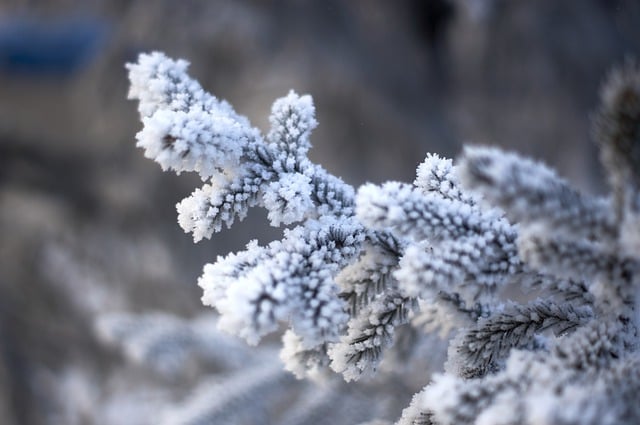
[0, 1, 639, 423]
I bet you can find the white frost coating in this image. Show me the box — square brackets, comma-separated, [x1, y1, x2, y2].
[280, 330, 314, 378]
[263, 172, 314, 226]
[126, 52, 191, 118]
[127, 51, 246, 125]
[414, 153, 475, 204]
[291, 266, 350, 344]
[280, 330, 330, 380]
[395, 237, 518, 303]
[336, 242, 399, 316]
[216, 261, 288, 345]
[474, 390, 520, 425]
[129, 52, 355, 245]
[357, 180, 520, 301]
[356, 182, 405, 229]
[177, 173, 263, 242]
[268, 90, 318, 157]
[458, 145, 616, 242]
[328, 293, 412, 381]
[199, 217, 362, 346]
[176, 182, 236, 242]
[198, 240, 266, 308]
[337, 246, 396, 294]
[417, 321, 638, 425]
[128, 52, 260, 179]
[396, 389, 428, 425]
[420, 373, 461, 425]
[517, 225, 640, 314]
[356, 181, 514, 244]
[136, 107, 251, 178]
[412, 298, 470, 337]
[128, 53, 640, 425]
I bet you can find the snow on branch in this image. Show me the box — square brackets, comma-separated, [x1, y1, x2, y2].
[394, 239, 516, 303]
[95, 312, 252, 376]
[199, 217, 362, 346]
[160, 361, 290, 425]
[448, 299, 593, 378]
[129, 52, 354, 243]
[518, 228, 639, 287]
[356, 182, 511, 244]
[458, 146, 617, 243]
[328, 292, 417, 381]
[127, 52, 257, 179]
[280, 330, 331, 380]
[337, 242, 400, 317]
[128, 53, 640, 425]
[267, 90, 317, 159]
[356, 181, 521, 303]
[411, 293, 490, 338]
[414, 153, 475, 205]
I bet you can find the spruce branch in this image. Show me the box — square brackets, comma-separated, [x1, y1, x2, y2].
[160, 362, 290, 425]
[394, 240, 518, 303]
[414, 153, 476, 205]
[356, 182, 514, 245]
[127, 52, 257, 179]
[199, 217, 363, 346]
[422, 370, 524, 425]
[412, 293, 490, 338]
[449, 300, 593, 378]
[95, 312, 252, 377]
[127, 53, 640, 425]
[550, 319, 633, 372]
[329, 292, 417, 381]
[337, 243, 400, 317]
[521, 274, 594, 307]
[397, 389, 435, 425]
[517, 227, 640, 312]
[458, 146, 617, 243]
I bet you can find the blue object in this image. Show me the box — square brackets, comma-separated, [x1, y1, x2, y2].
[0, 16, 109, 77]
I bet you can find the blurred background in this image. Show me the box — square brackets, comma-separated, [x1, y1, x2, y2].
[1, 0, 639, 424]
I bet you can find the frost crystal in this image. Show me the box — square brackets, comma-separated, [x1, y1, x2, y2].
[127, 52, 257, 179]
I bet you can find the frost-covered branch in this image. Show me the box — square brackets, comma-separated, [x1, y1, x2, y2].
[448, 300, 593, 378]
[199, 217, 362, 346]
[329, 292, 417, 381]
[160, 362, 290, 425]
[337, 242, 400, 316]
[414, 153, 475, 205]
[458, 146, 617, 243]
[95, 312, 252, 376]
[129, 53, 355, 243]
[128, 53, 640, 425]
[127, 52, 257, 180]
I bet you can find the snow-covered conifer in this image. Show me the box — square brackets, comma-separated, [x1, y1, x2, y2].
[128, 53, 640, 425]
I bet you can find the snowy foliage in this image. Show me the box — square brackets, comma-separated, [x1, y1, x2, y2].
[95, 312, 253, 376]
[128, 52, 640, 424]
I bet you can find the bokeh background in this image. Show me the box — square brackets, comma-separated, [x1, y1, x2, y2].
[1, 1, 639, 424]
